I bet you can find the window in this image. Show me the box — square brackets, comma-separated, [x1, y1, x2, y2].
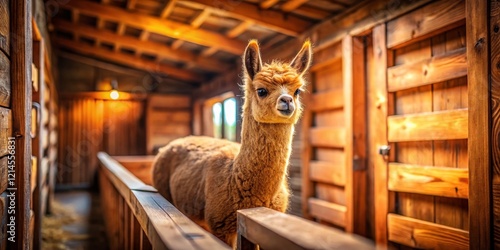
[211, 97, 237, 141]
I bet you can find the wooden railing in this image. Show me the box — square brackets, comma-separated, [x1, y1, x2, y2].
[97, 152, 229, 250]
[98, 152, 375, 250]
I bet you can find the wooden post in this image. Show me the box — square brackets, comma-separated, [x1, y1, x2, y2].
[466, 0, 492, 249]
[9, 0, 32, 249]
[490, 0, 500, 247]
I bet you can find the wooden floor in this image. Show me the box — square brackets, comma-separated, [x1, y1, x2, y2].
[42, 190, 108, 250]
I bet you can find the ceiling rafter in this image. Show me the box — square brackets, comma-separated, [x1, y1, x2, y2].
[63, 0, 245, 55]
[185, 0, 311, 36]
[160, 0, 177, 19]
[172, 8, 211, 50]
[294, 5, 332, 20]
[53, 19, 231, 73]
[226, 20, 253, 38]
[55, 37, 206, 83]
[281, 0, 309, 12]
[260, 0, 280, 9]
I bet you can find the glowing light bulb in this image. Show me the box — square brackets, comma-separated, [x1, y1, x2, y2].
[110, 90, 119, 100]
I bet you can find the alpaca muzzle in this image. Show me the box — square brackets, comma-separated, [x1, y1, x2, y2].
[277, 94, 295, 116]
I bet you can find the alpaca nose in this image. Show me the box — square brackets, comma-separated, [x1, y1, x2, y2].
[280, 95, 293, 104]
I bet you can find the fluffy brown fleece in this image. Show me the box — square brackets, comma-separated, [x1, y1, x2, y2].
[152, 39, 312, 247]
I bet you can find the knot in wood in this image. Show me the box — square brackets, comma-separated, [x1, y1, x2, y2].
[474, 37, 485, 51]
[494, 25, 500, 33]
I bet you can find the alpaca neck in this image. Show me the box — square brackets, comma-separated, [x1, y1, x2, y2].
[233, 111, 294, 204]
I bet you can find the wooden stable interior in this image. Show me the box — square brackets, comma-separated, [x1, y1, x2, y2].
[0, 0, 499, 249]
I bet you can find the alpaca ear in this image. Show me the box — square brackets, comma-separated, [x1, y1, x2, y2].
[243, 39, 262, 80]
[290, 40, 312, 76]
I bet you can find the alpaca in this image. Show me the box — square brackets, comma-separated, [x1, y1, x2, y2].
[152, 39, 312, 247]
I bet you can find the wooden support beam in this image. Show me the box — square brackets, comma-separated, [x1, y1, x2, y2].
[160, 0, 177, 19]
[187, 0, 311, 36]
[260, 0, 279, 9]
[491, 0, 500, 247]
[65, 0, 245, 55]
[308, 198, 346, 227]
[309, 127, 346, 148]
[54, 20, 229, 73]
[10, 0, 32, 248]
[388, 214, 469, 249]
[387, 47, 467, 92]
[466, 0, 492, 248]
[293, 5, 331, 20]
[387, 109, 468, 142]
[309, 160, 346, 186]
[281, 0, 308, 12]
[388, 163, 469, 198]
[171, 9, 211, 51]
[226, 21, 252, 38]
[309, 89, 344, 112]
[55, 37, 205, 82]
[387, 0, 465, 49]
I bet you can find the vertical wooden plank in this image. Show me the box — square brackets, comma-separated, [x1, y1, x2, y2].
[9, 0, 32, 249]
[490, 0, 500, 247]
[301, 83, 314, 220]
[342, 35, 367, 235]
[372, 24, 390, 248]
[466, 0, 492, 249]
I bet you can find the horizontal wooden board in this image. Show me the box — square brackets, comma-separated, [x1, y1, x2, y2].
[308, 89, 344, 112]
[40, 158, 49, 185]
[308, 198, 346, 227]
[116, 156, 155, 185]
[0, 107, 12, 157]
[0, 156, 6, 193]
[151, 124, 191, 136]
[310, 160, 346, 186]
[315, 183, 346, 206]
[0, 51, 10, 107]
[31, 157, 37, 193]
[237, 207, 374, 250]
[388, 213, 468, 249]
[310, 127, 346, 148]
[149, 94, 191, 109]
[387, 0, 465, 48]
[388, 48, 467, 92]
[388, 163, 468, 198]
[310, 42, 342, 72]
[388, 109, 468, 142]
[0, 0, 9, 55]
[149, 110, 191, 124]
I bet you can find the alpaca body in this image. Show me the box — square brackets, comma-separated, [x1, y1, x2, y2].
[152, 39, 312, 247]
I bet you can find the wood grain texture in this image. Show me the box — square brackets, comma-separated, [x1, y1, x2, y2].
[0, 107, 11, 158]
[0, 193, 6, 250]
[309, 127, 346, 148]
[310, 42, 342, 71]
[0, 157, 6, 194]
[466, 0, 492, 248]
[9, 1, 32, 248]
[492, 0, 500, 247]
[0, 0, 9, 55]
[308, 198, 347, 227]
[300, 87, 314, 219]
[0, 51, 9, 108]
[308, 89, 344, 112]
[387, 47, 467, 92]
[388, 213, 469, 249]
[388, 163, 468, 198]
[237, 207, 374, 250]
[387, 109, 468, 142]
[309, 160, 346, 186]
[387, 0, 465, 49]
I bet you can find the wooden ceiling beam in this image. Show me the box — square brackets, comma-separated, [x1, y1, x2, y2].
[226, 20, 253, 38]
[64, 0, 245, 54]
[186, 0, 311, 36]
[55, 37, 206, 83]
[282, 0, 308, 12]
[294, 5, 331, 20]
[171, 9, 211, 50]
[160, 0, 177, 19]
[53, 19, 230, 73]
[260, 0, 280, 9]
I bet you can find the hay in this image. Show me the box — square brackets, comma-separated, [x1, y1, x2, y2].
[41, 200, 90, 250]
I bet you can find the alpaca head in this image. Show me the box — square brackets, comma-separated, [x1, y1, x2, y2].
[242, 39, 312, 124]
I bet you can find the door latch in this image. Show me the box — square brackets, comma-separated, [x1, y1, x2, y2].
[378, 145, 391, 156]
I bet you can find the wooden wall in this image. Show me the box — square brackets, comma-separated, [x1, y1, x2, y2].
[57, 93, 192, 186]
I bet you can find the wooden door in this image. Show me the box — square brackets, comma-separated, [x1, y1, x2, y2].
[372, 0, 470, 249]
[301, 36, 367, 235]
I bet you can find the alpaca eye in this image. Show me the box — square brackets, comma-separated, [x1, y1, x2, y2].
[257, 88, 268, 97]
[294, 89, 301, 96]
